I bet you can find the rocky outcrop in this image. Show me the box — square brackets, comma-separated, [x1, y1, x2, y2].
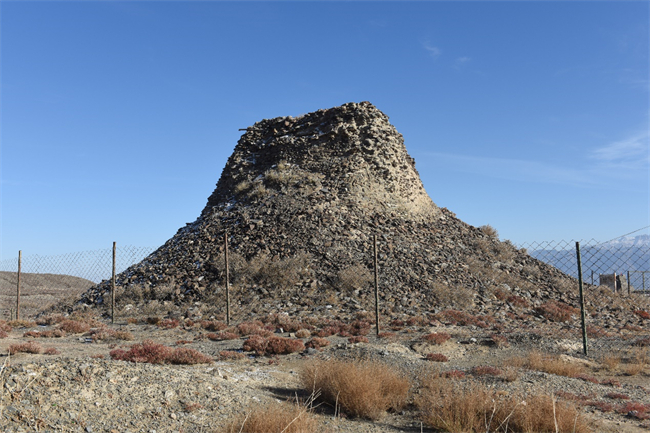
[78, 102, 646, 326]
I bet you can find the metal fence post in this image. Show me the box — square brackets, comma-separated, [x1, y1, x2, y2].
[575, 242, 588, 356]
[627, 270, 631, 295]
[374, 234, 380, 336]
[16, 250, 21, 321]
[225, 232, 230, 326]
[112, 242, 116, 324]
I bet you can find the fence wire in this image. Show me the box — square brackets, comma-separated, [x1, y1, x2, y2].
[1, 236, 648, 359]
[0, 246, 155, 320]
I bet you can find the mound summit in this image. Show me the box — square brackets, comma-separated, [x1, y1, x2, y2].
[79, 102, 620, 324]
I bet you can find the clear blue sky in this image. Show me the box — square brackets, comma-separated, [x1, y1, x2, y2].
[1, 1, 648, 260]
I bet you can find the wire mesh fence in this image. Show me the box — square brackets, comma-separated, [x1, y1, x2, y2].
[1, 235, 648, 359]
[519, 238, 650, 358]
[0, 246, 156, 320]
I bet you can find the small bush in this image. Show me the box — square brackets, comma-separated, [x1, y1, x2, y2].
[443, 370, 466, 379]
[535, 301, 578, 323]
[43, 347, 59, 355]
[422, 332, 451, 345]
[59, 319, 91, 334]
[634, 310, 650, 320]
[109, 339, 212, 365]
[157, 318, 180, 329]
[237, 321, 272, 337]
[348, 336, 369, 344]
[24, 329, 66, 338]
[425, 353, 448, 362]
[8, 320, 36, 329]
[222, 401, 321, 433]
[490, 334, 509, 348]
[8, 341, 42, 355]
[0, 329, 8, 339]
[605, 392, 630, 400]
[200, 320, 228, 332]
[0, 320, 12, 333]
[242, 335, 305, 356]
[295, 329, 311, 338]
[305, 337, 330, 350]
[301, 359, 410, 420]
[219, 350, 246, 361]
[418, 376, 591, 433]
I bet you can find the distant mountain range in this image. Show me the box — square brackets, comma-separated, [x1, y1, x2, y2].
[525, 235, 650, 291]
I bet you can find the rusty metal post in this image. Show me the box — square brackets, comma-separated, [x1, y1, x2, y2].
[225, 232, 230, 326]
[16, 251, 21, 321]
[627, 271, 631, 295]
[374, 234, 380, 336]
[112, 242, 116, 324]
[576, 242, 588, 356]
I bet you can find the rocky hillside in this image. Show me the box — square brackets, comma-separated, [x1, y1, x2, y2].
[77, 102, 648, 331]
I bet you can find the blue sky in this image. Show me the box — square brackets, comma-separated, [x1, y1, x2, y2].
[1, 1, 648, 260]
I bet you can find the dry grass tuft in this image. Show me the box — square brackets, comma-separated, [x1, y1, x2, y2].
[58, 319, 91, 334]
[506, 351, 585, 378]
[8, 341, 42, 355]
[221, 401, 321, 433]
[418, 375, 592, 432]
[422, 332, 451, 345]
[300, 359, 410, 420]
[242, 335, 305, 356]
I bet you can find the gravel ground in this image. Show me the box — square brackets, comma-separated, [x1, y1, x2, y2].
[0, 320, 648, 433]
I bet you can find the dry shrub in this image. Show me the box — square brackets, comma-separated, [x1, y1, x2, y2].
[0, 320, 12, 332]
[35, 314, 65, 326]
[109, 339, 212, 365]
[8, 320, 36, 329]
[535, 301, 578, 323]
[242, 335, 305, 356]
[219, 350, 246, 361]
[305, 337, 330, 350]
[43, 347, 59, 355]
[418, 375, 591, 433]
[300, 359, 410, 420]
[0, 329, 8, 339]
[157, 318, 179, 329]
[58, 319, 91, 334]
[422, 332, 451, 345]
[429, 282, 474, 309]
[470, 365, 503, 376]
[479, 224, 499, 239]
[222, 401, 321, 433]
[8, 341, 42, 355]
[89, 327, 134, 342]
[634, 310, 650, 320]
[348, 336, 369, 344]
[506, 351, 585, 378]
[337, 264, 373, 292]
[237, 321, 272, 337]
[200, 320, 228, 332]
[425, 353, 448, 362]
[490, 334, 509, 348]
[295, 329, 311, 338]
[24, 329, 66, 338]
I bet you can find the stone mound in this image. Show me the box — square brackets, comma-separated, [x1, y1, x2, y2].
[77, 102, 644, 327]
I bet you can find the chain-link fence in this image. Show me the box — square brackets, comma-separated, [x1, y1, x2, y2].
[0, 246, 155, 320]
[1, 235, 648, 359]
[519, 238, 650, 358]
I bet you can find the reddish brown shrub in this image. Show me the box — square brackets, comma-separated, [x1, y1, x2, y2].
[219, 350, 246, 360]
[378, 332, 397, 340]
[0, 329, 8, 339]
[348, 336, 369, 344]
[425, 353, 448, 362]
[507, 294, 530, 308]
[422, 332, 451, 345]
[167, 347, 213, 365]
[175, 340, 192, 345]
[200, 320, 228, 332]
[242, 335, 268, 354]
[634, 310, 650, 320]
[109, 340, 212, 365]
[588, 401, 615, 412]
[605, 392, 630, 400]
[266, 336, 305, 355]
[157, 318, 180, 329]
[43, 347, 59, 355]
[0, 320, 12, 333]
[8, 341, 42, 355]
[305, 337, 330, 350]
[535, 301, 578, 323]
[237, 321, 272, 337]
[59, 319, 91, 334]
[295, 329, 311, 338]
[442, 370, 466, 379]
[490, 334, 509, 348]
